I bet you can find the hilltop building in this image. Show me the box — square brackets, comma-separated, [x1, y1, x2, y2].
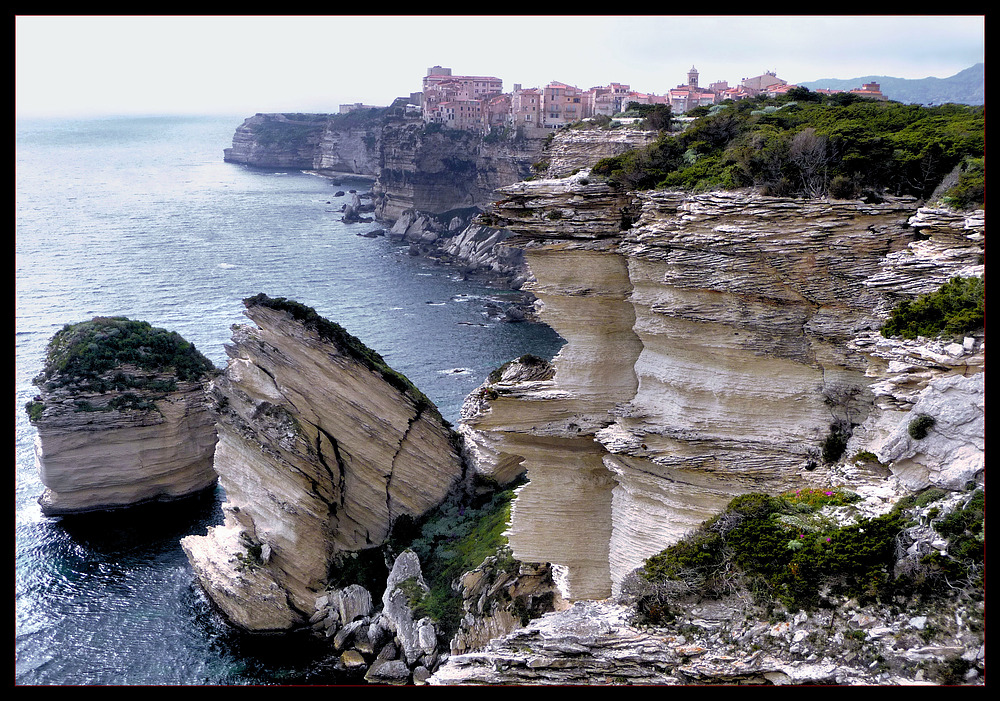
[668, 66, 720, 113]
[410, 63, 888, 135]
[421, 66, 504, 128]
[422, 67, 671, 134]
[741, 70, 788, 95]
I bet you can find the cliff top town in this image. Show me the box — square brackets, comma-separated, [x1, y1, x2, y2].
[339, 64, 888, 135]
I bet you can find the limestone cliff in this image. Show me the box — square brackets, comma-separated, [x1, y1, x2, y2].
[541, 127, 659, 178]
[372, 121, 544, 222]
[222, 113, 543, 217]
[26, 317, 218, 516]
[181, 295, 464, 631]
[223, 113, 333, 170]
[463, 172, 984, 600]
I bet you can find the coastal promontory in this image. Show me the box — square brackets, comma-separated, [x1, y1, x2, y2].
[26, 317, 219, 516]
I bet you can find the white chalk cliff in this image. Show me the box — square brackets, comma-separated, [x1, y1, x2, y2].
[181, 295, 464, 631]
[461, 172, 984, 600]
[27, 318, 218, 516]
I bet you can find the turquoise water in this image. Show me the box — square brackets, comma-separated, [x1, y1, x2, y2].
[14, 114, 563, 684]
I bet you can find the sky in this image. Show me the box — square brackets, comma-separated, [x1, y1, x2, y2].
[15, 15, 986, 119]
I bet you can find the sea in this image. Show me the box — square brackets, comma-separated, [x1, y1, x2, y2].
[14, 113, 564, 685]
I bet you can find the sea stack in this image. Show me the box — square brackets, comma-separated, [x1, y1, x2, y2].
[181, 295, 465, 631]
[26, 317, 219, 516]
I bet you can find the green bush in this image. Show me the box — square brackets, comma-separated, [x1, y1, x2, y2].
[908, 414, 936, 440]
[589, 99, 983, 199]
[881, 276, 984, 340]
[638, 490, 905, 611]
[33, 317, 215, 395]
[250, 119, 324, 147]
[942, 156, 984, 210]
[389, 482, 522, 637]
[822, 425, 850, 463]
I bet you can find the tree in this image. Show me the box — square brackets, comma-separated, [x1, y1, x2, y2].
[789, 127, 831, 197]
[645, 105, 673, 132]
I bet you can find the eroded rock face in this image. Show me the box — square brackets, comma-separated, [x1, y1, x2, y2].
[181, 295, 464, 631]
[27, 317, 218, 516]
[373, 121, 545, 222]
[223, 113, 331, 169]
[541, 128, 659, 178]
[469, 174, 984, 600]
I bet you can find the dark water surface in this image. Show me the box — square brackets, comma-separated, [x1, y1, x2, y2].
[14, 114, 563, 684]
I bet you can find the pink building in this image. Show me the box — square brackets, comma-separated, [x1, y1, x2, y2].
[588, 83, 633, 117]
[421, 66, 503, 129]
[541, 81, 586, 129]
[668, 66, 718, 113]
[436, 99, 484, 131]
[511, 85, 543, 128]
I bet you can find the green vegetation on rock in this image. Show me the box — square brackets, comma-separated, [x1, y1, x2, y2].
[908, 414, 936, 440]
[32, 317, 215, 392]
[243, 294, 436, 414]
[28, 317, 216, 420]
[249, 116, 327, 147]
[635, 488, 906, 616]
[633, 484, 984, 628]
[591, 94, 984, 204]
[386, 480, 522, 636]
[880, 276, 984, 340]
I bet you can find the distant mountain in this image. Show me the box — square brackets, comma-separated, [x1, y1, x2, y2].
[799, 63, 983, 106]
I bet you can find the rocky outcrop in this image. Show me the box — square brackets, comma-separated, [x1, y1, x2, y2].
[302, 547, 563, 684]
[223, 112, 381, 176]
[431, 593, 984, 685]
[438, 223, 532, 289]
[223, 113, 332, 169]
[372, 121, 545, 222]
[448, 551, 567, 657]
[181, 295, 464, 631]
[462, 172, 984, 601]
[541, 127, 659, 178]
[314, 121, 381, 176]
[26, 317, 218, 516]
[430, 485, 985, 686]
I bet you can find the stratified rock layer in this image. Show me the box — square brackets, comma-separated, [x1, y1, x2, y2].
[181, 295, 464, 631]
[27, 318, 218, 516]
[470, 175, 984, 600]
[541, 128, 659, 178]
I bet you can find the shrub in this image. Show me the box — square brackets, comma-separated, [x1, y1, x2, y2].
[638, 490, 905, 611]
[822, 425, 850, 463]
[389, 482, 522, 637]
[589, 100, 983, 200]
[881, 276, 984, 340]
[33, 317, 215, 396]
[25, 401, 44, 422]
[941, 156, 984, 210]
[908, 414, 936, 440]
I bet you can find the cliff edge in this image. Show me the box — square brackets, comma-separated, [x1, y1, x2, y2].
[181, 295, 465, 631]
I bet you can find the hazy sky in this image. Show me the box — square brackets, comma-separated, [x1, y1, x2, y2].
[15, 15, 985, 119]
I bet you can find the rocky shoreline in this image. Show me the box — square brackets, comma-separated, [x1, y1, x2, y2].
[25, 119, 984, 686]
